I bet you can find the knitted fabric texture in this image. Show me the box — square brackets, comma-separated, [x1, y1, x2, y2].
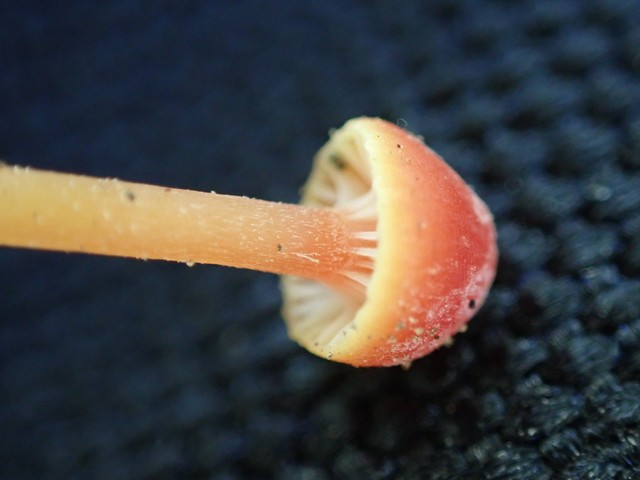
[1, 1, 639, 479]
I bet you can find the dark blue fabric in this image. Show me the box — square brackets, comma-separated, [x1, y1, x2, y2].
[1, 1, 639, 478]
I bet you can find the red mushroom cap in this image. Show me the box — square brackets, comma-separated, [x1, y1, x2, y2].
[282, 117, 498, 367]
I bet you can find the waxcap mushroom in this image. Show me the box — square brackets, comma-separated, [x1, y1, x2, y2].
[0, 117, 497, 368]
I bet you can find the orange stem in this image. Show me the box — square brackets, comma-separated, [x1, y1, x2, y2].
[0, 165, 355, 283]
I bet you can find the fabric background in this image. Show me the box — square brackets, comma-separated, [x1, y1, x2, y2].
[1, 1, 639, 478]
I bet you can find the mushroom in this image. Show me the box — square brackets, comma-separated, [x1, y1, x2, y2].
[0, 117, 497, 367]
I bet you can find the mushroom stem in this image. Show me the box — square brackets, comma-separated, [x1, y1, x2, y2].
[0, 165, 363, 285]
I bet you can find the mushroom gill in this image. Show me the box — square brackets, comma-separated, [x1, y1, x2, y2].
[281, 125, 379, 354]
